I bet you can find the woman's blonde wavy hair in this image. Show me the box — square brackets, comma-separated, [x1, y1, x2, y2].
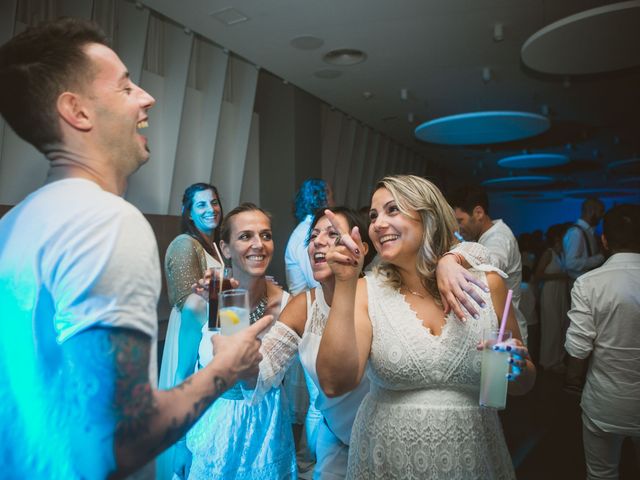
[373, 175, 458, 305]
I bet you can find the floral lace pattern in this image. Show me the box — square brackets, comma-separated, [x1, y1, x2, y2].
[346, 270, 515, 479]
[245, 321, 301, 405]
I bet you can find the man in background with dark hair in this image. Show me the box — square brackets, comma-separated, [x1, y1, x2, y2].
[0, 17, 269, 479]
[564, 204, 640, 479]
[563, 197, 605, 282]
[450, 185, 528, 345]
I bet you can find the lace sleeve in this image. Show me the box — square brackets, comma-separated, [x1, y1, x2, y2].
[242, 321, 301, 405]
[451, 242, 507, 278]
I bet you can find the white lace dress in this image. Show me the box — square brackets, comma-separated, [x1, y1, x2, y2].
[347, 270, 516, 479]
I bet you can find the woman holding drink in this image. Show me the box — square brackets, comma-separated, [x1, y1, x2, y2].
[317, 175, 536, 479]
[186, 202, 297, 479]
[158, 182, 225, 480]
[249, 206, 504, 479]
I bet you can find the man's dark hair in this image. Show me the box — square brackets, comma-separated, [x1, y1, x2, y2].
[581, 197, 605, 216]
[0, 17, 108, 152]
[603, 204, 640, 252]
[448, 185, 490, 216]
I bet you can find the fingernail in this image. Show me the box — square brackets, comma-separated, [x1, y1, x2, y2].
[506, 374, 513, 380]
[508, 358, 514, 364]
[473, 313, 479, 320]
[355, 248, 360, 255]
[493, 345, 499, 351]
[506, 346, 512, 352]
[480, 302, 486, 308]
[484, 287, 490, 292]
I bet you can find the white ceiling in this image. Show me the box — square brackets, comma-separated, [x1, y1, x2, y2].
[143, 0, 640, 192]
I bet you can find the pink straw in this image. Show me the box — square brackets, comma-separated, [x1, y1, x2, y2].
[497, 289, 513, 343]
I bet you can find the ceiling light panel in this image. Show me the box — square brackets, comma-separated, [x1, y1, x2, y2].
[210, 7, 249, 26]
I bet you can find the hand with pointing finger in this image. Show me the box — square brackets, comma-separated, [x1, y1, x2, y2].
[324, 209, 365, 282]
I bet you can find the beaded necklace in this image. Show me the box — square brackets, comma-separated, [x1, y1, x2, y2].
[249, 296, 268, 324]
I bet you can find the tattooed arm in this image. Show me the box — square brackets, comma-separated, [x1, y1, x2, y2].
[105, 315, 271, 479]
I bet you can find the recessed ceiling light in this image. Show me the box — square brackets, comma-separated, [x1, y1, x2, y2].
[314, 69, 343, 79]
[210, 7, 249, 26]
[290, 35, 324, 50]
[323, 48, 367, 66]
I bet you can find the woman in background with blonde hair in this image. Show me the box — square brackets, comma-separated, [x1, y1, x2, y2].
[317, 175, 536, 479]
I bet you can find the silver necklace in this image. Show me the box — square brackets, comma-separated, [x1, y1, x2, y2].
[249, 296, 268, 324]
[402, 286, 426, 298]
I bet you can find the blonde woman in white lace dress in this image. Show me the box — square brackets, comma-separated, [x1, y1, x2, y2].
[317, 175, 536, 479]
[251, 206, 498, 479]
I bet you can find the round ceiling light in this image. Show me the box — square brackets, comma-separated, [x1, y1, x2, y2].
[481, 176, 556, 188]
[521, 1, 640, 75]
[290, 35, 325, 50]
[606, 158, 640, 175]
[415, 111, 550, 145]
[498, 153, 569, 169]
[322, 48, 367, 66]
[564, 188, 639, 199]
[617, 176, 640, 187]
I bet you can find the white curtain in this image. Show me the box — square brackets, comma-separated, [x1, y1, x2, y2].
[320, 104, 428, 207]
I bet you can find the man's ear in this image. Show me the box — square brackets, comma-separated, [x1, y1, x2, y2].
[56, 92, 92, 131]
[472, 205, 485, 219]
[219, 240, 231, 260]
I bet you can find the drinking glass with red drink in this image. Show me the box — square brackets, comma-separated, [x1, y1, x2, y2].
[208, 266, 233, 331]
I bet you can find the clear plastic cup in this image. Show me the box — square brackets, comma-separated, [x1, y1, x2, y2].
[479, 329, 512, 409]
[218, 288, 250, 336]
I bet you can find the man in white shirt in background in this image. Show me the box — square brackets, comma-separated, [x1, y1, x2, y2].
[563, 197, 605, 282]
[564, 203, 640, 480]
[450, 186, 528, 346]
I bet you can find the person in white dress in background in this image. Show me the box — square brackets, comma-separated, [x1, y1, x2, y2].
[317, 175, 536, 479]
[534, 223, 570, 373]
[158, 182, 225, 479]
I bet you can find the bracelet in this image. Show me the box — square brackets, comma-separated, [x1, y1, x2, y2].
[441, 251, 463, 265]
